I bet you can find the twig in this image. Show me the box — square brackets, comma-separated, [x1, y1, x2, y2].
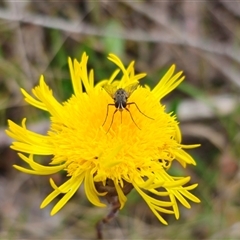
[1, 5, 240, 70]
[96, 196, 121, 240]
[177, 94, 238, 121]
[219, 0, 240, 18]
[181, 123, 226, 150]
[119, 1, 240, 85]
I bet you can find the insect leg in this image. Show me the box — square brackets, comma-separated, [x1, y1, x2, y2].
[106, 108, 118, 134]
[102, 104, 115, 126]
[127, 102, 154, 120]
[125, 108, 141, 130]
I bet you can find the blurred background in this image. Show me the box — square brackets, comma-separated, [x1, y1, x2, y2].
[1, 1, 240, 239]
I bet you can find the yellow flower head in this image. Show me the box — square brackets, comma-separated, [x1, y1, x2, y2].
[6, 53, 200, 225]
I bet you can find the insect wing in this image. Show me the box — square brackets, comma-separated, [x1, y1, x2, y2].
[124, 82, 139, 98]
[103, 84, 118, 98]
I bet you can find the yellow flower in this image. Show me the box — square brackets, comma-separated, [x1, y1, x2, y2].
[6, 52, 200, 225]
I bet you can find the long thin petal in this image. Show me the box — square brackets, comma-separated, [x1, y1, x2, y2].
[21, 87, 47, 111]
[114, 181, 127, 209]
[152, 65, 185, 100]
[16, 153, 65, 173]
[50, 179, 82, 215]
[84, 171, 106, 207]
[40, 177, 79, 208]
[68, 57, 82, 97]
[175, 149, 197, 166]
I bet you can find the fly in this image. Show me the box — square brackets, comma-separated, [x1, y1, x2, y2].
[102, 82, 154, 133]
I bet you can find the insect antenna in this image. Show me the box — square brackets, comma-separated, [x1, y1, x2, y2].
[127, 102, 154, 120]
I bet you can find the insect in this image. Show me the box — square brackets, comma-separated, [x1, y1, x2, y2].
[102, 82, 154, 133]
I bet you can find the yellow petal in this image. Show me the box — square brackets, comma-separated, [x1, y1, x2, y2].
[84, 171, 106, 207]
